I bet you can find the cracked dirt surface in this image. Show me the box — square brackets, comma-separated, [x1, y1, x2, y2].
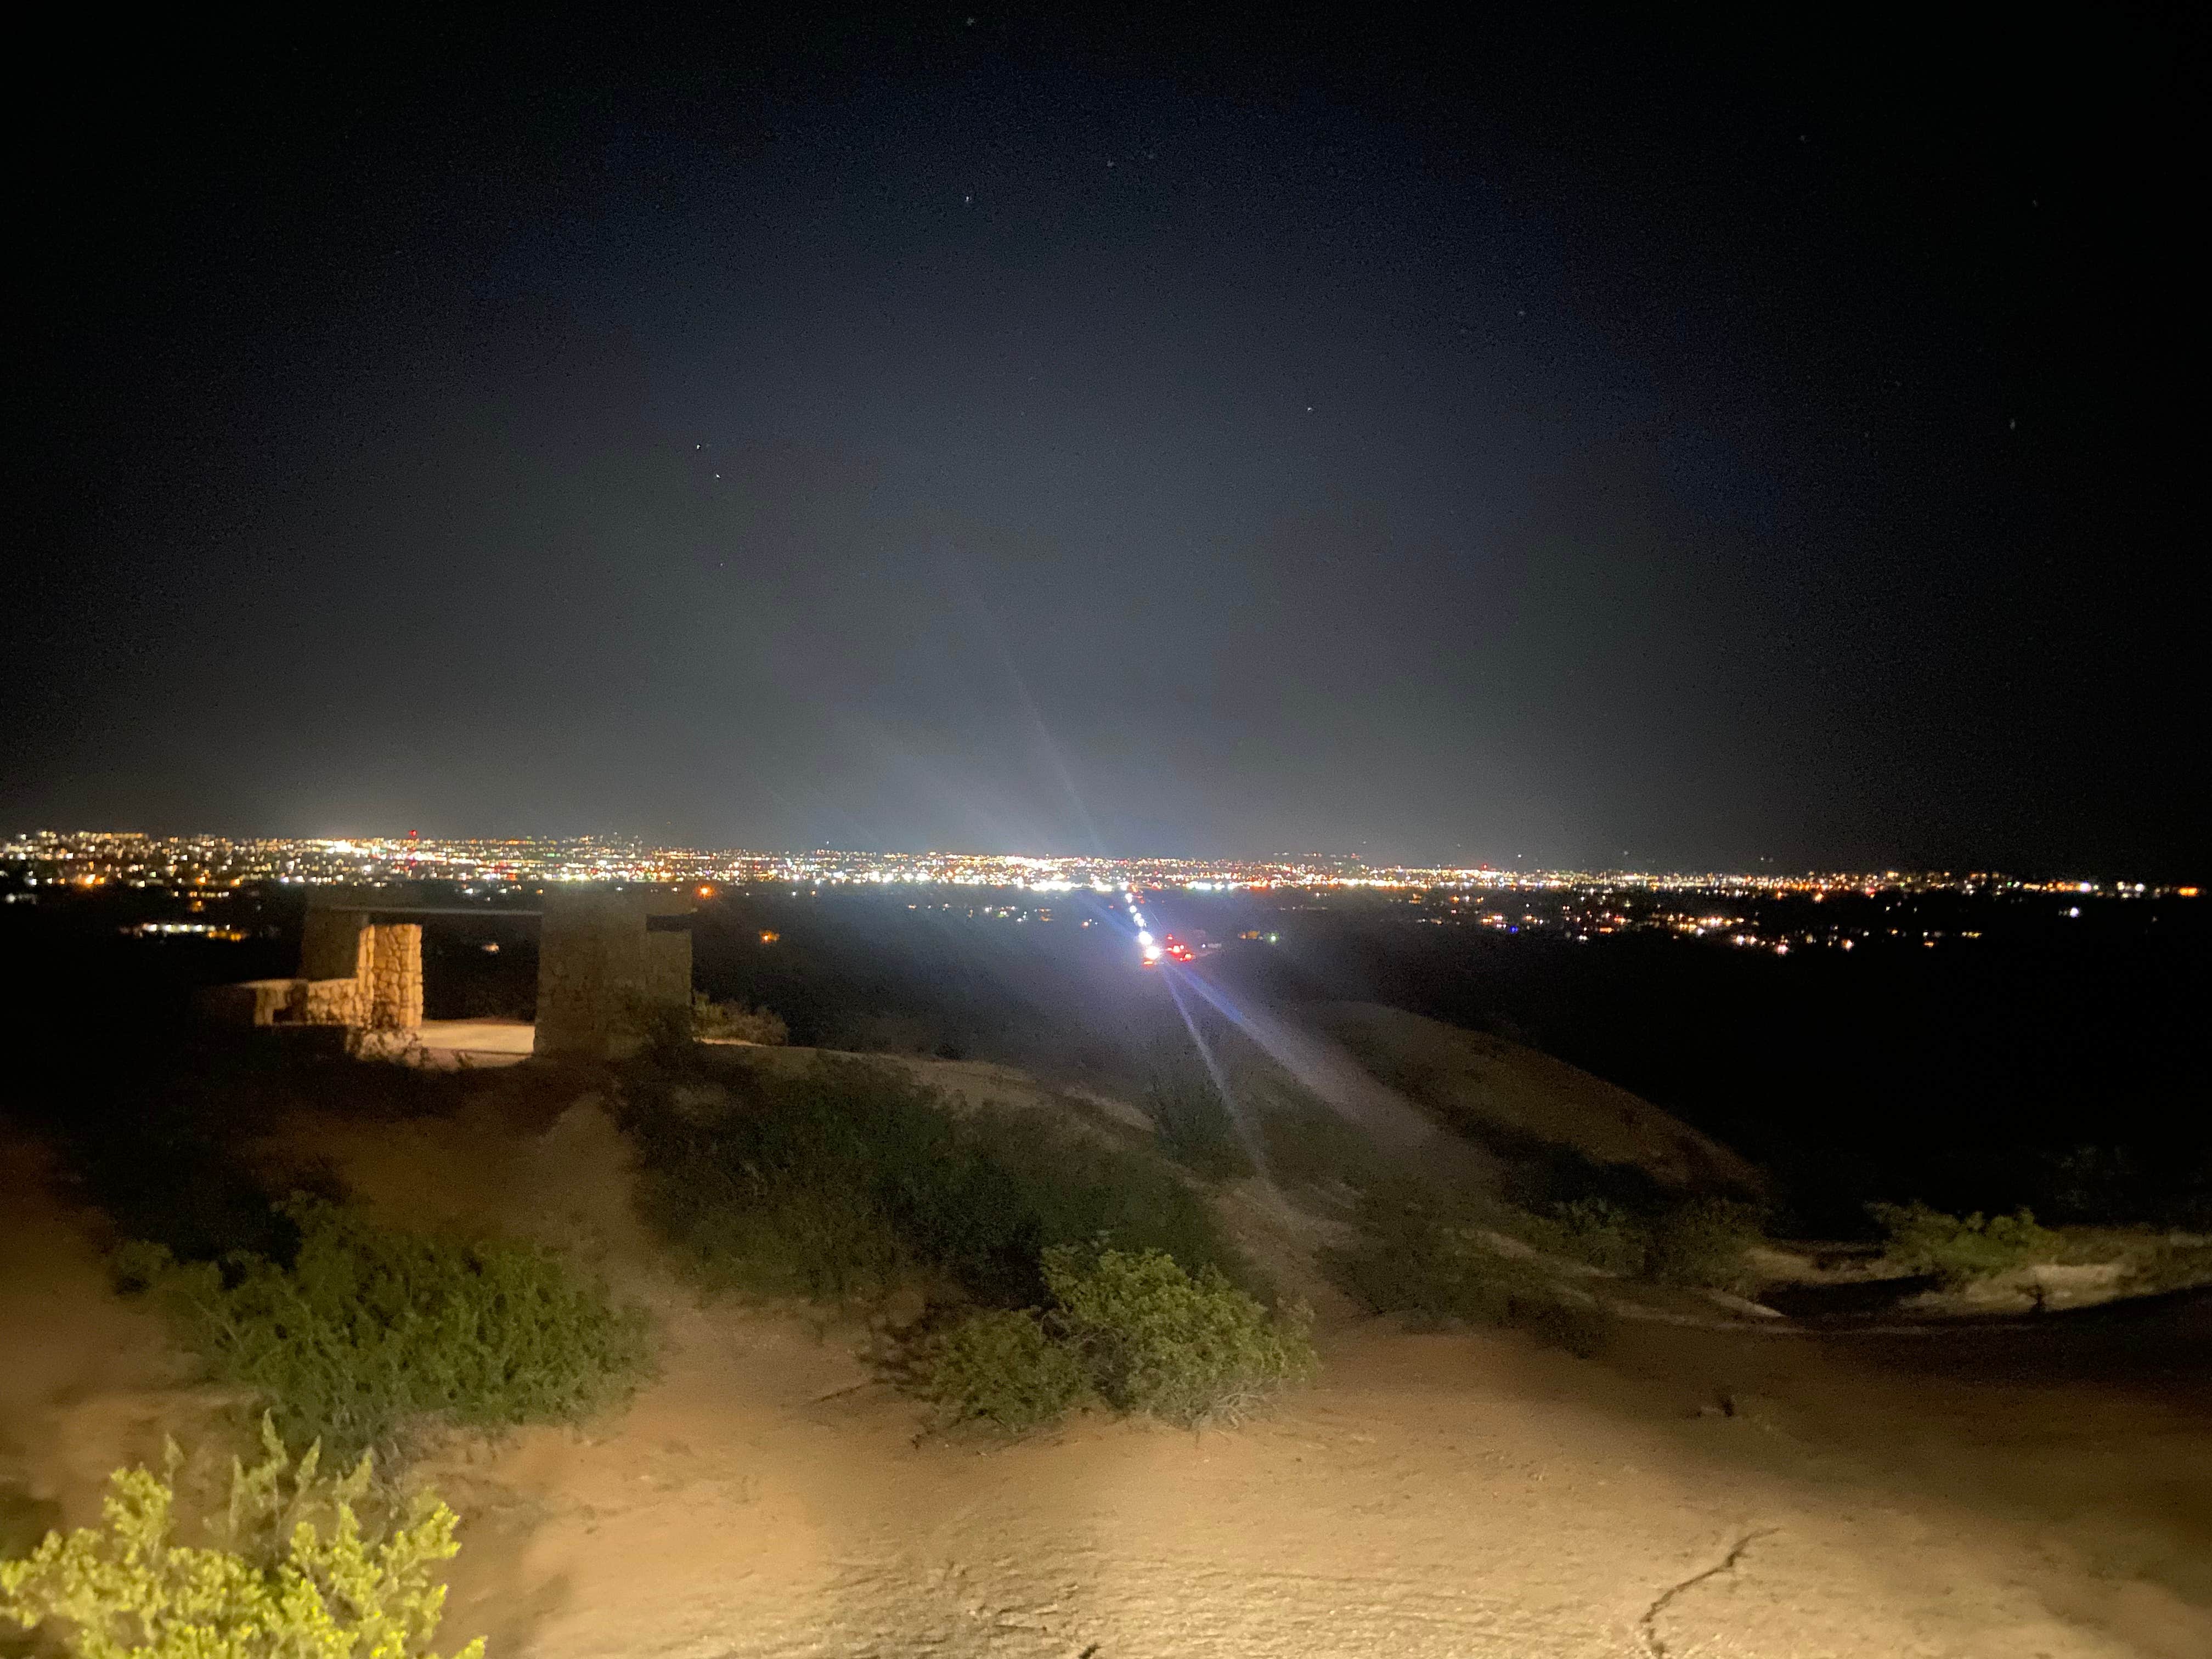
[1638, 1528, 1777, 1657]
[7, 1109, 2210, 1657]
[415, 1324, 2197, 1658]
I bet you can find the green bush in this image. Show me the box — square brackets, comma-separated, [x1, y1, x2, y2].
[917, 1309, 1094, 1434]
[1508, 1194, 1764, 1293]
[1325, 1184, 1611, 1357]
[1, 1420, 484, 1658]
[2125, 1238, 2212, 1297]
[1141, 1058, 1255, 1181]
[915, 1248, 1316, 1434]
[1330, 1185, 1555, 1324]
[1645, 1198, 1766, 1293]
[1335, 1180, 1762, 1334]
[621, 1056, 1251, 1308]
[1870, 1201, 2063, 1284]
[691, 994, 788, 1045]
[1527, 1197, 1650, 1276]
[1254, 1092, 1389, 1193]
[1046, 1246, 1314, 1426]
[623, 1058, 1000, 1302]
[126, 1197, 653, 1465]
[975, 1108, 1249, 1297]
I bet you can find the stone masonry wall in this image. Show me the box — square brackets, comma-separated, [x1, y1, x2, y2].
[286, 908, 422, 1031]
[360, 923, 424, 1030]
[533, 889, 695, 1060]
[222, 891, 679, 1051]
[295, 977, 365, 1025]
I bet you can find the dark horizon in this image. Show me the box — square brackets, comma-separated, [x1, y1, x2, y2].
[12, 11, 2199, 878]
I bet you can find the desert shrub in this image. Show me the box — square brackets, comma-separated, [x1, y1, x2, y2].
[966, 1106, 1255, 1299]
[1645, 1197, 1765, 1292]
[2124, 1239, 2212, 1297]
[30, 1074, 326, 1269]
[1327, 1183, 1610, 1356]
[1505, 1194, 1759, 1291]
[2035, 1141, 2212, 1230]
[617, 1058, 951, 1301]
[0, 1420, 484, 1658]
[1254, 1092, 1389, 1193]
[692, 994, 788, 1045]
[1331, 1185, 1554, 1324]
[912, 1248, 1316, 1435]
[916, 1308, 1094, 1433]
[125, 1197, 653, 1465]
[621, 1057, 1250, 1308]
[611, 991, 699, 1062]
[1141, 1057, 1255, 1180]
[1045, 1246, 1314, 1427]
[1870, 1201, 2063, 1283]
[1519, 1197, 1651, 1275]
[1339, 1178, 1758, 1323]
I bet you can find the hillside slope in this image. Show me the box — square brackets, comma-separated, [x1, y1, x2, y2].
[7, 1090, 2205, 1658]
[1311, 1001, 1766, 1195]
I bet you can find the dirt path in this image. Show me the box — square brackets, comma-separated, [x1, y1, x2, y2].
[4, 1115, 2208, 1657]
[417, 1304, 2204, 1658]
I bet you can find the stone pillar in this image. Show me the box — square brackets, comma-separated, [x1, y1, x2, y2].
[533, 889, 695, 1059]
[361, 923, 424, 1030]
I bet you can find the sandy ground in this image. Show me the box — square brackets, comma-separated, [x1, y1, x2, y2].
[357, 1018, 537, 1069]
[4, 1102, 2208, 1658]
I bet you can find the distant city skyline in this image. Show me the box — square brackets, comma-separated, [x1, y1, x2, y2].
[4, 828, 2191, 896]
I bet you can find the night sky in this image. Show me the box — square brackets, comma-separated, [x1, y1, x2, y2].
[12, 12, 2198, 875]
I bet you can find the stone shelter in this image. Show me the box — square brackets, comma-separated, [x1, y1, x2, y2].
[201, 884, 695, 1060]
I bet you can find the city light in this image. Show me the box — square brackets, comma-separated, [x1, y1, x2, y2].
[0, 832, 2192, 966]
